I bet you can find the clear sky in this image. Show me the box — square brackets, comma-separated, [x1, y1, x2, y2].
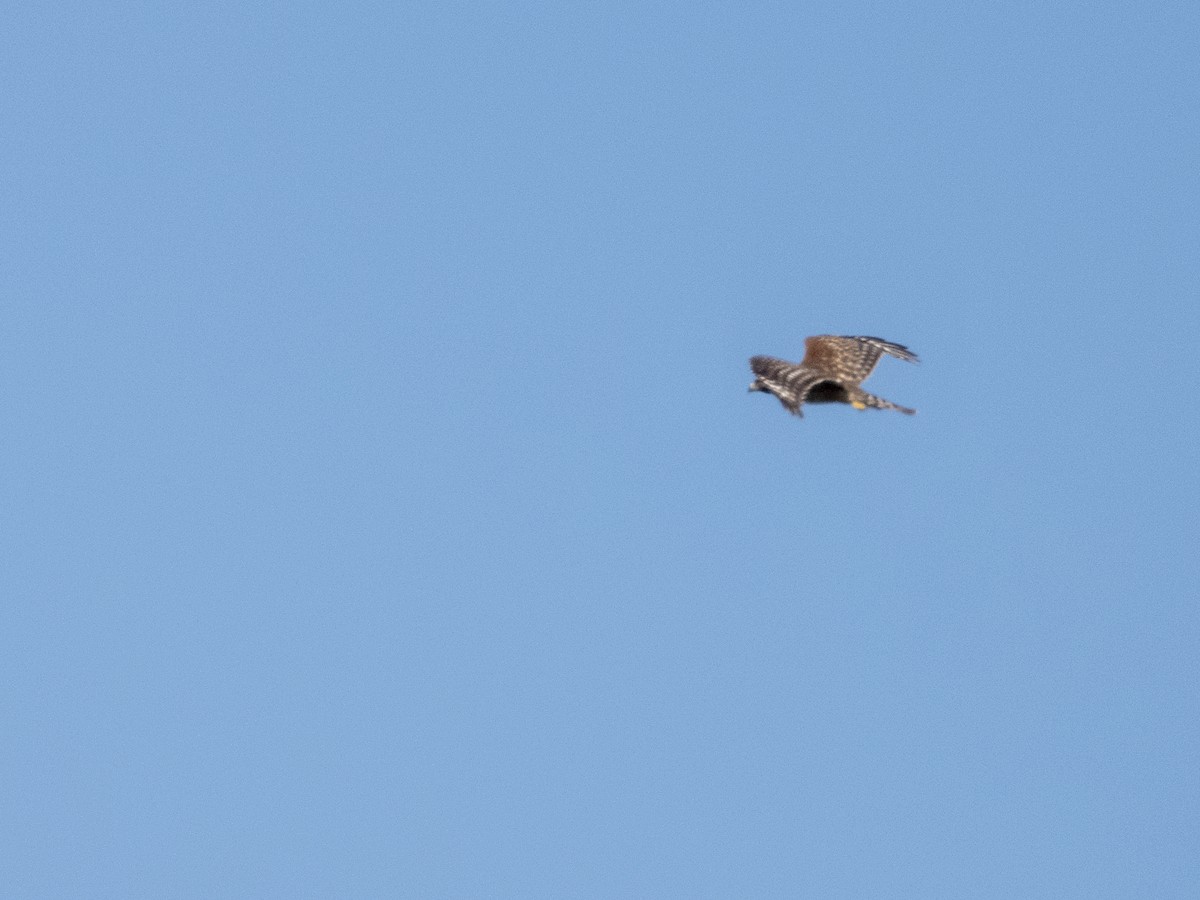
[4, 2, 1198, 897]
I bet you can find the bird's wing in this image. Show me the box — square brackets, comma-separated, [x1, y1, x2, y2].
[801, 335, 918, 385]
[750, 356, 830, 415]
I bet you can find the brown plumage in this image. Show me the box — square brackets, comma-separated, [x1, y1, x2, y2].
[749, 335, 918, 417]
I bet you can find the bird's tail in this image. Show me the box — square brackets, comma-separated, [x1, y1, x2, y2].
[854, 391, 916, 415]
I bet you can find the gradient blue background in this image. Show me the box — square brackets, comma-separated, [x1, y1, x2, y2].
[4, 2, 1198, 897]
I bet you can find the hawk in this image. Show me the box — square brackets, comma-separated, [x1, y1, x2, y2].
[749, 335, 918, 417]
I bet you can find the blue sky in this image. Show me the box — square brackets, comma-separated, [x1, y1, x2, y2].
[4, 2, 1198, 897]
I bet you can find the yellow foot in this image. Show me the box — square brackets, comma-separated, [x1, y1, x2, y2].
[850, 400, 867, 410]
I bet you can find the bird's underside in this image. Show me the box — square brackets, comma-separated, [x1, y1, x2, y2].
[749, 335, 918, 418]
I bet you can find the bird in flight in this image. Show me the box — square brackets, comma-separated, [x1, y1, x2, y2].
[749, 335, 918, 417]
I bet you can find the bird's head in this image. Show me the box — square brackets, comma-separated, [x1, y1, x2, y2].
[748, 378, 765, 393]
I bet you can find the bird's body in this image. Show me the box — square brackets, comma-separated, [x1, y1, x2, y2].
[749, 335, 918, 417]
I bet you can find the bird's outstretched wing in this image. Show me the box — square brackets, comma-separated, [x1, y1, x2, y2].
[749, 355, 831, 415]
[800, 335, 919, 386]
